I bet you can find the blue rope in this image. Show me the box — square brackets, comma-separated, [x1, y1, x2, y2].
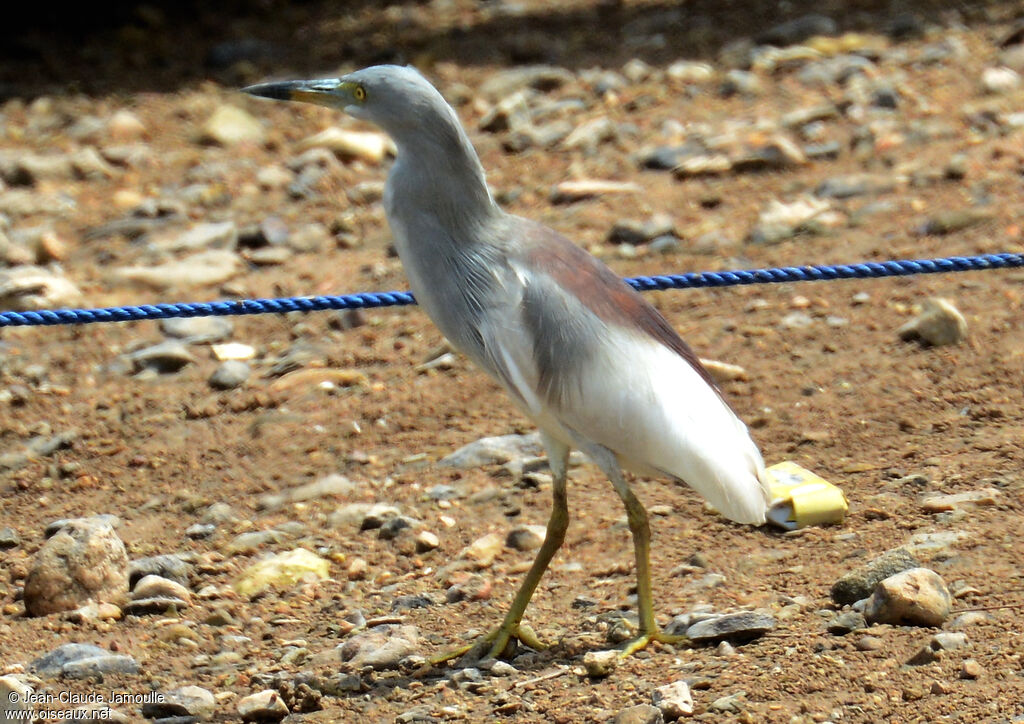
[2, 252, 1021, 328]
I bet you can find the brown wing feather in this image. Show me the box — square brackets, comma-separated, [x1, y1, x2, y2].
[516, 219, 723, 394]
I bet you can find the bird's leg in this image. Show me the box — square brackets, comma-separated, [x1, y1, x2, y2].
[581, 442, 688, 657]
[430, 435, 570, 664]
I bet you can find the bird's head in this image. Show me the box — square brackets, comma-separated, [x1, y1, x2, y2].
[242, 65, 451, 141]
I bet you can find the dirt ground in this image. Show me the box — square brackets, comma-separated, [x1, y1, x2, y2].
[2, 1, 1024, 722]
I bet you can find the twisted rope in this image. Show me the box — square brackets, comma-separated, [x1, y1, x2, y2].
[2, 252, 1021, 328]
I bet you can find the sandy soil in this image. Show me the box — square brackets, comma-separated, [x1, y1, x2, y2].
[1, 1, 1023, 722]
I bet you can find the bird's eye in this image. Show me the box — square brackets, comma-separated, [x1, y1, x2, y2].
[353, 85, 366, 102]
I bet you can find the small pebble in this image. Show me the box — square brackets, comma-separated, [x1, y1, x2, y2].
[961, 659, 983, 679]
[583, 649, 619, 677]
[237, 689, 289, 722]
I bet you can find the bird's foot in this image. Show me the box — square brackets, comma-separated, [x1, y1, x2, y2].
[429, 623, 547, 666]
[619, 629, 688, 658]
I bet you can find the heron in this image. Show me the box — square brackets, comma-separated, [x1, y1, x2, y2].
[243, 65, 770, 661]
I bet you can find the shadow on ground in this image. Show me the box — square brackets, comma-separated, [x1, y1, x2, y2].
[1, 0, 1020, 99]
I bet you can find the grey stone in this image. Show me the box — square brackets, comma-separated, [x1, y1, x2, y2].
[62, 654, 140, 679]
[831, 548, 921, 605]
[798, 55, 874, 86]
[224, 529, 289, 554]
[24, 519, 129, 616]
[142, 685, 216, 720]
[827, 611, 867, 635]
[613, 704, 664, 724]
[123, 340, 195, 374]
[0, 526, 20, 549]
[114, 249, 243, 289]
[160, 316, 234, 343]
[563, 117, 618, 151]
[378, 515, 415, 540]
[339, 624, 420, 670]
[359, 503, 402, 531]
[426, 484, 461, 501]
[129, 554, 192, 587]
[506, 524, 547, 551]
[209, 360, 251, 389]
[686, 612, 775, 642]
[151, 221, 238, 253]
[608, 214, 675, 245]
[816, 174, 901, 199]
[186, 523, 217, 539]
[440, 432, 543, 468]
[479, 92, 532, 134]
[639, 145, 700, 171]
[709, 691, 746, 713]
[921, 209, 992, 236]
[31, 643, 109, 677]
[478, 65, 575, 100]
[257, 473, 355, 511]
[931, 632, 969, 651]
[720, 69, 761, 97]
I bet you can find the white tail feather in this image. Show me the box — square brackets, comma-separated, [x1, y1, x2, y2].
[559, 332, 771, 525]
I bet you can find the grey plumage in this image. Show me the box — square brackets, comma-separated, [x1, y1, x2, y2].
[244, 65, 771, 660]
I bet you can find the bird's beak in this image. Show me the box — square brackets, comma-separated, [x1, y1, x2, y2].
[242, 79, 344, 108]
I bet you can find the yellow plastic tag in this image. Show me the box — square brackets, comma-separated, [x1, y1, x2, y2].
[765, 461, 848, 530]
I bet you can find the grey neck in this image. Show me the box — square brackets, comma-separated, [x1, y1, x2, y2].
[387, 114, 499, 239]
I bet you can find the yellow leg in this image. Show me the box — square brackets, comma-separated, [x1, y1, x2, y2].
[583, 443, 688, 657]
[431, 435, 570, 664]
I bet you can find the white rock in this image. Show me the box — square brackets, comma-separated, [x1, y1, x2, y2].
[461, 533, 503, 568]
[415, 530, 440, 552]
[107, 109, 147, 141]
[339, 624, 419, 670]
[201, 105, 265, 146]
[237, 690, 288, 722]
[296, 127, 394, 163]
[563, 117, 618, 151]
[550, 179, 642, 204]
[212, 342, 256, 361]
[699, 358, 748, 383]
[981, 66, 1021, 94]
[147, 685, 216, 721]
[583, 649, 619, 677]
[114, 249, 243, 289]
[150, 221, 238, 252]
[897, 298, 967, 346]
[666, 61, 714, 83]
[652, 679, 694, 719]
[0, 265, 82, 311]
[865, 567, 952, 627]
[133, 574, 191, 604]
[0, 675, 34, 720]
